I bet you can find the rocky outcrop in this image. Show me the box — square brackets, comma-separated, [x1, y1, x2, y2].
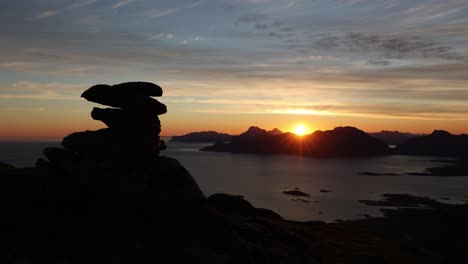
[170, 131, 232, 143]
[62, 82, 166, 159]
[397, 130, 468, 156]
[202, 126, 391, 158]
[37, 81, 204, 202]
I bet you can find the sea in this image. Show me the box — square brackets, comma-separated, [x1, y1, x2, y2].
[1, 139, 468, 222]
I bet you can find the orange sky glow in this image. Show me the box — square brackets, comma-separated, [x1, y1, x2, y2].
[1, 1, 468, 140]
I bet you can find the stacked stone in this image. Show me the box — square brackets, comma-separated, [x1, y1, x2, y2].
[62, 82, 167, 159]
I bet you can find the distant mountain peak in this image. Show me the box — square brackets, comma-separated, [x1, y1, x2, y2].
[239, 126, 268, 139]
[268, 128, 283, 135]
[431, 130, 451, 136]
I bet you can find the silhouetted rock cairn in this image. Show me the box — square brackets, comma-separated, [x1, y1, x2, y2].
[35, 82, 205, 215]
[63, 82, 166, 159]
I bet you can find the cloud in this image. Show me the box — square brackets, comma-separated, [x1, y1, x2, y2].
[0, 81, 84, 100]
[149, 0, 204, 18]
[149, 33, 174, 40]
[314, 33, 467, 62]
[113, 0, 137, 9]
[33, 11, 58, 20]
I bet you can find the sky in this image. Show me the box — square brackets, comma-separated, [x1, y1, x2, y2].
[1, 0, 468, 139]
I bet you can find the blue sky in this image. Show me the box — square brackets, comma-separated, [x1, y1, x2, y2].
[1, 0, 468, 137]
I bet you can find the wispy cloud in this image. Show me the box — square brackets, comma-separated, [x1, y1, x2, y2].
[313, 33, 467, 63]
[149, 33, 174, 40]
[0, 81, 84, 100]
[33, 11, 58, 20]
[149, 0, 204, 18]
[113, 0, 137, 9]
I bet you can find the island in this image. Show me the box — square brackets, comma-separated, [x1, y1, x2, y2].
[202, 126, 391, 158]
[368, 130, 423, 145]
[396, 130, 468, 156]
[170, 131, 232, 143]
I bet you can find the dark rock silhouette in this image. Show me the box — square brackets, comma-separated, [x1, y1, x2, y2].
[62, 128, 159, 159]
[397, 130, 468, 156]
[202, 126, 391, 158]
[91, 107, 161, 133]
[82, 83, 166, 114]
[63, 82, 168, 159]
[171, 131, 232, 143]
[238, 126, 269, 140]
[368, 130, 423, 145]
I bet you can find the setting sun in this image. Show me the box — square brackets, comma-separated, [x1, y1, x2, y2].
[293, 124, 309, 136]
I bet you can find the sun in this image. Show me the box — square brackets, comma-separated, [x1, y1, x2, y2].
[293, 124, 308, 136]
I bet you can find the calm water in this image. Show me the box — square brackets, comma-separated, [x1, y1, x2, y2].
[1, 140, 468, 222]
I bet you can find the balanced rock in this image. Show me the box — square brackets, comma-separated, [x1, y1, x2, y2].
[82, 84, 167, 114]
[112, 82, 163, 96]
[91, 107, 161, 133]
[62, 129, 160, 159]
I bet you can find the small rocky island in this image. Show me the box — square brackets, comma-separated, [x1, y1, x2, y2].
[170, 131, 232, 143]
[202, 126, 391, 157]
